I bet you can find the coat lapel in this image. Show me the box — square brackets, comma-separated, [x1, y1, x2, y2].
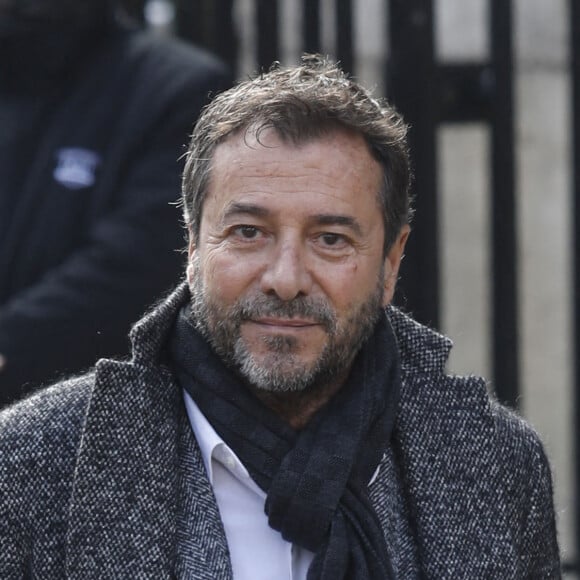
[65, 360, 181, 578]
[174, 410, 233, 580]
[65, 356, 233, 579]
[395, 375, 516, 577]
[369, 446, 421, 578]
[387, 308, 518, 578]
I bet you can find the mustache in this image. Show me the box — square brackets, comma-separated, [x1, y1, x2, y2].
[226, 294, 337, 331]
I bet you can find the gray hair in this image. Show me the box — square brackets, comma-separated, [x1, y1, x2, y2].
[182, 54, 413, 253]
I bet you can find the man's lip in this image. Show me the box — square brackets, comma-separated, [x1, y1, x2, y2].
[247, 317, 320, 328]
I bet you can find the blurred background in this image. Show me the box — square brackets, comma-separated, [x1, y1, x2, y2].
[24, 0, 580, 574]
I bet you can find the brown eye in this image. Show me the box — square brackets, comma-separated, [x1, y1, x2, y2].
[234, 225, 260, 239]
[320, 233, 342, 246]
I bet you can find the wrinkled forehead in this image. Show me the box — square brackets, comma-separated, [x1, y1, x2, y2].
[206, 127, 385, 211]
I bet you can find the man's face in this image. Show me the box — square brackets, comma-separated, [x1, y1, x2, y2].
[187, 128, 409, 393]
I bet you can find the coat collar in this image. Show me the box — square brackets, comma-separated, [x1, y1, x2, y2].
[65, 360, 181, 577]
[64, 283, 230, 577]
[128, 281, 191, 367]
[383, 307, 518, 576]
[65, 357, 231, 578]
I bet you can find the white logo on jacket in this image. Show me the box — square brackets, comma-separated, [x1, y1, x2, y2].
[53, 148, 101, 190]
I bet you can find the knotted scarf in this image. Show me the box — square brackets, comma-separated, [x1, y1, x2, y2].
[168, 305, 402, 579]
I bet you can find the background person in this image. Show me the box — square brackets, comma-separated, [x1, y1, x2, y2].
[0, 0, 230, 406]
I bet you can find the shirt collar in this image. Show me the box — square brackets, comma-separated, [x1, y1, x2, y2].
[183, 389, 256, 489]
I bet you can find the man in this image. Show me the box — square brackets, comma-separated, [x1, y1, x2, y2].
[0, 56, 560, 578]
[0, 0, 230, 406]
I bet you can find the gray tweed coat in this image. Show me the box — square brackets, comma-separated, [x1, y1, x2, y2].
[0, 283, 560, 579]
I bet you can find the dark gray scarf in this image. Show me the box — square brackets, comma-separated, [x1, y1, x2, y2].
[168, 305, 401, 579]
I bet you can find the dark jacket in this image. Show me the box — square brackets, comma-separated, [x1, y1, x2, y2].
[0, 26, 230, 406]
[0, 284, 561, 578]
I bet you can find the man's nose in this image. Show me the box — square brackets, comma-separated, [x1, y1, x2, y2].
[259, 239, 313, 301]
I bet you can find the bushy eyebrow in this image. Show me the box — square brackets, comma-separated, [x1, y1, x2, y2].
[313, 214, 363, 236]
[221, 202, 270, 222]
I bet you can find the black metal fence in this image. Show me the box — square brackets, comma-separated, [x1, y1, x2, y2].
[122, 0, 579, 570]
[572, 0, 580, 573]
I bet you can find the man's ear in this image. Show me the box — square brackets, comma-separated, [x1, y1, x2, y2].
[382, 225, 410, 307]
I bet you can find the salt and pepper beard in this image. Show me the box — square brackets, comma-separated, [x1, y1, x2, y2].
[189, 255, 385, 394]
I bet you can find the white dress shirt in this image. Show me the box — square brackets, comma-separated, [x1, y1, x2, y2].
[183, 390, 315, 580]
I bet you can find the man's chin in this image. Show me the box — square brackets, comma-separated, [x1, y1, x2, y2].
[235, 352, 319, 394]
